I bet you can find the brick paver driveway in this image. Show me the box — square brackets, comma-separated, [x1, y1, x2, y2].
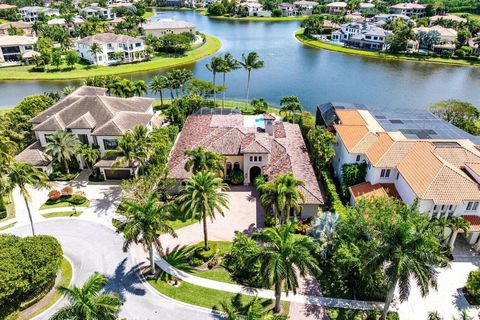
[160, 185, 264, 251]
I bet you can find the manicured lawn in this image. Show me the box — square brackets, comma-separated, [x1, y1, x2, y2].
[0, 35, 221, 80]
[40, 198, 90, 210]
[295, 29, 480, 67]
[0, 108, 13, 115]
[168, 216, 197, 230]
[156, 99, 282, 115]
[452, 12, 480, 22]
[200, 10, 305, 21]
[186, 240, 232, 255]
[42, 211, 83, 218]
[147, 278, 290, 315]
[1, 193, 15, 223]
[190, 267, 236, 284]
[24, 257, 73, 320]
[0, 222, 16, 231]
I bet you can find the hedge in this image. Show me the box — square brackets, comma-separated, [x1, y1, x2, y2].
[321, 170, 347, 218]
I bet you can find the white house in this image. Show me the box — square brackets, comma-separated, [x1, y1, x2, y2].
[79, 5, 115, 20]
[293, 0, 317, 15]
[239, 2, 271, 17]
[19, 6, 60, 22]
[277, 3, 298, 16]
[390, 3, 426, 17]
[0, 35, 36, 65]
[76, 33, 145, 66]
[143, 19, 196, 37]
[326, 2, 347, 14]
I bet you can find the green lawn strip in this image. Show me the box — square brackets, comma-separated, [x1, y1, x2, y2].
[0, 35, 221, 80]
[186, 240, 233, 255]
[24, 257, 73, 320]
[452, 13, 480, 22]
[168, 216, 197, 230]
[42, 211, 82, 218]
[190, 267, 236, 284]
[147, 278, 290, 315]
[0, 107, 13, 115]
[1, 193, 15, 223]
[199, 10, 305, 21]
[40, 199, 90, 210]
[295, 29, 480, 67]
[0, 222, 16, 231]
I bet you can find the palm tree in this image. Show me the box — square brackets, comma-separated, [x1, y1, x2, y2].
[177, 171, 229, 251]
[240, 52, 264, 102]
[50, 273, 123, 320]
[4, 161, 49, 235]
[206, 56, 224, 106]
[447, 216, 470, 252]
[433, 216, 450, 242]
[219, 53, 241, 108]
[184, 146, 225, 177]
[427, 311, 442, 320]
[116, 194, 176, 274]
[257, 173, 305, 224]
[77, 145, 100, 170]
[89, 42, 103, 64]
[280, 96, 303, 123]
[44, 130, 81, 174]
[109, 132, 145, 177]
[133, 80, 147, 97]
[248, 222, 320, 313]
[149, 75, 169, 106]
[221, 295, 284, 320]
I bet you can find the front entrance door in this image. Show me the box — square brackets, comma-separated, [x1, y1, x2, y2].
[249, 166, 261, 184]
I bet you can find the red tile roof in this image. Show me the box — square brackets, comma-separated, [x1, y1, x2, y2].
[349, 182, 401, 201]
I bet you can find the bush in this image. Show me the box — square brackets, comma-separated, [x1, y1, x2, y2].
[48, 172, 78, 181]
[189, 257, 204, 267]
[341, 162, 367, 197]
[48, 189, 61, 201]
[61, 186, 73, 196]
[0, 210, 6, 220]
[68, 193, 87, 205]
[327, 308, 399, 320]
[264, 213, 278, 227]
[465, 269, 480, 305]
[271, 8, 282, 17]
[194, 245, 216, 262]
[455, 49, 465, 58]
[230, 169, 244, 185]
[321, 170, 346, 218]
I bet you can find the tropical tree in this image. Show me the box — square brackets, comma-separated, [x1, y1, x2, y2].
[280, 96, 303, 123]
[240, 52, 264, 102]
[3, 161, 49, 235]
[89, 42, 103, 64]
[447, 216, 470, 252]
[205, 55, 225, 106]
[77, 144, 100, 170]
[250, 98, 268, 114]
[257, 173, 305, 224]
[149, 75, 169, 106]
[116, 194, 176, 274]
[177, 171, 229, 250]
[51, 49, 63, 70]
[306, 127, 336, 172]
[44, 130, 81, 174]
[184, 146, 225, 177]
[109, 132, 146, 176]
[50, 273, 123, 320]
[219, 53, 241, 108]
[248, 222, 320, 313]
[220, 295, 286, 320]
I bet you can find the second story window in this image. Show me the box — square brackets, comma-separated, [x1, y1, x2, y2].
[380, 169, 391, 178]
[103, 139, 117, 150]
[466, 201, 479, 211]
[356, 155, 360, 162]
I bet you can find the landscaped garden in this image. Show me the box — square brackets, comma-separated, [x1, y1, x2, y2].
[41, 186, 89, 210]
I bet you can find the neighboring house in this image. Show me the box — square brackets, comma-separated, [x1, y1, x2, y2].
[0, 21, 33, 36]
[390, 3, 426, 17]
[16, 85, 163, 179]
[143, 19, 196, 37]
[47, 17, 84, 29]
[293, 0, 317, 15]
[277, 3, 298, 16]
[469, 37, 480, 55]
[344, 26, 392, 51]
[76, 33, 145, 66]
[331, 22, 363, 41]
[358, 2, 375, 13]
[167, 108, 324, 218]
[0, 35, 36, 65]
[19, 6, 60, 22]
[0, 4, 17, 10]
[79, 5, 115, 20]
[413, 25, 458, 44]
[429, 14, 467, 26]
[373, 13, 410, 24]
[317, 102, 480, 247]
[239, 2, 271, 17]
[326, 2, 347, 15]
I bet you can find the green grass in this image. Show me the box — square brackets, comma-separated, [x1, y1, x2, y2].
[186, 240, 233, 255]
[200, 9, 305, 21]
[143, 11, 155, 19]
[0, 222, 16, 231]
[0, 108, 13, 115]
[42, 211, 82, 218]
[23, 257, 73, 320]
[190, 267, 236, 284]
[295, 29, 480, 67]
[40, 198, 90, 210]
[452, 13, 480, 22]
[147, 278, 290, 315]
[1, 193, 15, 223]
[0, 35, 221, 80]
[169, 216, 197, 230]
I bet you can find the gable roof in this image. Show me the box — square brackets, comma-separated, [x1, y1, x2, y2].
[334, 124, 370, 152]
[14, 141, 51, 166]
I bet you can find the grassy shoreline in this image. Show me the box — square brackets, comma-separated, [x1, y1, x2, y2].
[295, 29, 480, 67]
[200, 9, 305, 22]
[0, 34, 221, 80]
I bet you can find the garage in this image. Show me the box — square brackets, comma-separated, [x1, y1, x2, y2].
[103, 169, 132, 180]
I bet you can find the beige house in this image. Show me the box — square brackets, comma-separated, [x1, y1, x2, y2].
[327, 1, 347, 14]
[0, 21, 33, 36]
[390, 3, 426, 17]
[143, 19, 196, 37]
[413, 25, 458, 43]
[429, 15, 467, 26]
[167, 109, 324, 218]
[0, 35, 36, 65]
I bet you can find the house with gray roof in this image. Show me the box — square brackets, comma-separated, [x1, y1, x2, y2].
[167, 111, 324, 218]
[16, 86, 164, 179]
[143, 19, 196, 37]
[19, 6, 60, 22]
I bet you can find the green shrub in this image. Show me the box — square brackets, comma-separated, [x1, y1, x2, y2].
[321, 170, 346, 218]
[68, 194, 87, 205]
[0, 210, 6, 220]
[194, 245, 216, 262]
[188, 257, 204, 267]
[264, 214, 278, 227]
[48, 172, 78, 181]
[327, 308, 399, 320]
[271, 8, 282, 17]
[455, 49, 465, 58]
[465, 269, 480, 305]
[230, 169, 244, 185]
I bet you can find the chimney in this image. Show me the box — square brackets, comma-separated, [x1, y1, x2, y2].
[263, 114, 275, 136]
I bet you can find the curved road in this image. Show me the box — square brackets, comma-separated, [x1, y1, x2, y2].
[6, 219, 220, 320]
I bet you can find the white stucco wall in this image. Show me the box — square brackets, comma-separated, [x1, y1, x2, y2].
[243, 153, 269, 184]
[36, 130, 55, 147]
[301, 204, 319, 219]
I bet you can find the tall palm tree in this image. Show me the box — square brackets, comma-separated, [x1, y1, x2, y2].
[279, 96, 303, 123]
[4, 161, 49, 235]
[177, 171, 229, 251]
[149, 75, 169, 106]
[248, 222, 319, 313]
[447, 216, 470, 252]
[116, 194, 176, 274]
[50, 273, 123, 320]
[133, 80, 147, 97]
[77, 145, 100, 170]
[89, 42, 103, 64]
[44, 130, 81, 174]
[240, 52, 264, 102]
[206, 56, 225, 106]
[257, 173, 305, 224]
[109, 132, 146, 176]
[219, 53, 241, 108]
[221, 295, 284, 320]
[184, 146, 225, 177]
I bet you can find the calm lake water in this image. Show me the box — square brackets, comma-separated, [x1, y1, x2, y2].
[1, 10, 480, 112]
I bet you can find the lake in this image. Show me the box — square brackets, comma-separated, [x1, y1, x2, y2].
[1, 10, 480, 113]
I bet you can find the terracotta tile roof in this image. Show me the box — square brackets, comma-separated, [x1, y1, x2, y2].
[350, 132, 378, 153]
[373, 140, 416, 167]
[274, 122, 286, 138]
[461, 215, 480, 232]
[335, 109, 366, 126]
[365, 132, 394, 166]
[263, 113, 276, 121]
[334, 125, 370, 152]
[433, 146, 480, 168]
[14, 141, 51, 167]
[466, 162, 480, 176]
[349, 182, 401, 201]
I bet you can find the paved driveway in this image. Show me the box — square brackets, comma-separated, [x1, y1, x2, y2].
[4, 219, 221, 320]
[159, 186, 264, 251]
